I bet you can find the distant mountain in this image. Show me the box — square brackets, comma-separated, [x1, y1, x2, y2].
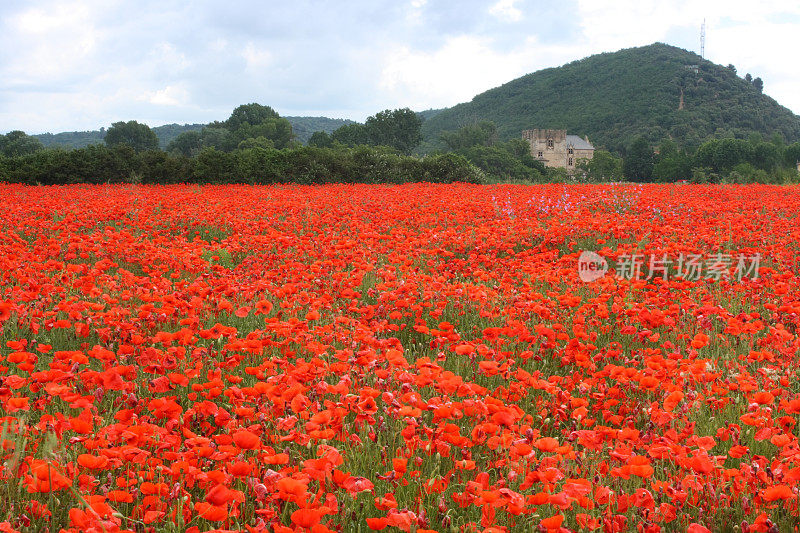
[35, 123, 205, 150]
[35, 130, 106, 149]
[34, 116, 355, 149]
[418, 108, 444, 121]
[284, 116, 354, 144]
[420, 43, 800, 152]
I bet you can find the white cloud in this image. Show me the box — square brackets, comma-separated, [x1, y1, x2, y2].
[489, 0, 522, 22]
[150, 42, 190, 72]
[379, 35, 586, 110]
[142, 85, 191, 106]
[242, 42, 272, 71]
[406, 0, 428, 24]
[5, 2, 100, 84]
[2, 0, 800, 134]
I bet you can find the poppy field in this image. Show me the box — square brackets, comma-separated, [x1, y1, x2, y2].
[2, 182, 800, 533]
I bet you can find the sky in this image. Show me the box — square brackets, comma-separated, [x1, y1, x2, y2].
[1, 0, 799, 134]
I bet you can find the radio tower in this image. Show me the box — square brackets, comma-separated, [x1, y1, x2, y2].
[700, 19, 706, 59]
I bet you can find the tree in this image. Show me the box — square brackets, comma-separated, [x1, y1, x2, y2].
[713, 138, 752, 171]
[105, 121, 159, 152]
[0, 130, 44, 157]
[785, 142, 800, 167]
[364, 108, 423, 154]
[440, 121, 497, 151]
[200, 127, 231, 151]
[228, 119, 293, 150]
[744, 73, 753, 83]
[237, 136, 275, 150]
[753, 77, 763, 94]
[653, 152, 692, 182]
[308, 131, 334, 148]
[331, 123, 370, 147]
[422, 153, 483, 183]
[623, 137, 654, 181]
[459, 145, 542, 182]
[752, 141, 781, 171]
[225, 103, 280, 131]
[167, 130, 203, 157]
[578, 150, 623, 181]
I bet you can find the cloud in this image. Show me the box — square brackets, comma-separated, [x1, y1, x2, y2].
[379, 34, 587, 110]
[242, 42, 272, 71]
[489, 0, 522, 22]
[142, 85, 191, 106]
[0, 0, 799, 134]
[3, 1, 100, 87]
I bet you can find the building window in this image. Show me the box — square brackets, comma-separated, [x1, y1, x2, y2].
[568, 158, 573, 166]
[568, 147, 574, 155]
[537, 151, 543, 158]
[547, 139, 554, 149]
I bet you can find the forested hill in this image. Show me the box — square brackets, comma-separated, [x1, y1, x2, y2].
[282, 116, 354, 143]
[34, 116, 353, 149]
[35, 124, 205, 150]
[420, 43, 800, 152]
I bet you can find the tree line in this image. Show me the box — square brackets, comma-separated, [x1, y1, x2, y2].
[0, 104, 483, 184]
[619, 134, 800, 183]
[2, 102, 799, 184]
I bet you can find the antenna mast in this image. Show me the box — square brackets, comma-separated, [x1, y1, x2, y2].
[700, 19, 706, 59]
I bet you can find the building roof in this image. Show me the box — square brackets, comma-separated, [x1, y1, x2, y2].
[566, 135, 594, 150]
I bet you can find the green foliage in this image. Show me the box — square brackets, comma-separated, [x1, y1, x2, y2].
[193, 147, 235, 183]
[0, 131, 44, 157]
[623, 137, 654, 181]
[227, 118, 293, 150]
[436, 122, 544, 180]
[234, 147, 287, 184]
[692, 136, 790, 176]
[104, 121, 159, 152]
[166, 130, 203, 157]
[34, 118, 345, 150]
[364, 108, 423, 154]
[1, 144, 141, 184]
[577, 150, 623, 181]
[785, 142, 800, 166]
[652, 152, 692, 182]
[237, 136, 275, 150]
[457, 144, 543, 182]
[286, 117, 354, 144]
[420, 43, 800, 153]
[0, 144, 484, 185]
[421, 153, 482, 183]
[308, 131, 334, 148]
[330, 109, 423, 154]
[224, 103, 280, 130]
[36, 124, 205, 149]
[752, 141, 781, 171]
[331, 123, 370, 146]
[440, 121, 497, 150]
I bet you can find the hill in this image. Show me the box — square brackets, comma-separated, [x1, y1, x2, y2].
[420, 43, 800, 152]
[35, 123, 205, 150]
[284, 116, 354, 144]
[34, 116, 353, 149]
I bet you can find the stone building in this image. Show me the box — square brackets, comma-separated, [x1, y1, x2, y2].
[522, 129, 594, 173]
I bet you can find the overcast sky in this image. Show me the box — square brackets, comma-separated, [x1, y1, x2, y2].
[1, 0, 799, 134]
